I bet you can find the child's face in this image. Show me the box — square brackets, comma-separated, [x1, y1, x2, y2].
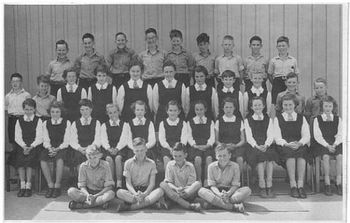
[171, 37, 183, 49]
[251, 73, 264, 88]
[223, 102, 235, 116]
[23, 105, 35, 117]
[314, 82, 327, 96]
[198, 42, 209, 53]
[216, 149, 231, 166]
[194, 72, 206, 85]
[282, 100, 295, 114]
[172, 150, 186, 165]
[80, 105, 92, 118]
[167, 104, 180, 120]
[146, 32, 157, 46]
[96, 72, 107, 85]
[66, 72, 77, 85]
[38, 82, 50, 95]
[134, 104, 146, 119]
[194, 103, 206, 118]
[10, 77, 22, 90]
[50, 107, 62, 120]
[130, 65, 142, 81]
[249, 40, 262, 54]
[133, 145, 146, 160]
[56, 44, 68, 59]
[222, 77, 235, 88]
[277, 41, 289, 55]
[83, 37, 94, 52]
[107, 106, 119, 120]
[251, 99, 264, 114]
[222, 39, 234, 53]
[285, 77, 298, 91]
[87, 154, 101, 167]
[164, 66, 175, 81]
[115, 34, 127, 49]
[322, 101, 333, 114]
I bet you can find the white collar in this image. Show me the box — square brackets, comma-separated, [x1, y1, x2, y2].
[96, 82, 108, 90]
[222, 86, 234, 93]
[109, 119, 120, 126]
[321, 113, 334, 121]
[51, 117, 63, 124]
[128, 79, 143, 88]
[282, 112, 297, 120]
[222, 115, 236, 122]
[251, 86, 264, 95]
[24, 115, 35, 122]
[167, 118, 180, 125]
[66, 84, 78, 91]
[194, 83, 207, 91]
[252, 113, 264, 120]
[193, 116, 207, 123]
[80, 116, 92, 124]
[163, 79, 177, 88]
[132, 117, 146, 125]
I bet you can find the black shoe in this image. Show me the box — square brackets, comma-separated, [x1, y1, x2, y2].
[266, 187, 276, 198]
[102, 201, 110, 210]
[45, 188, 54, 198]
[290, 187, 299, 198]
[335, 184, 342, 196]
[259, 187, 268, 198]
[52, 188, 61, 198]
[17, 189, 25, 197]
[24, 189, 32, 197]
[298, 187, 307, 199]
[324, 185, 332, 196]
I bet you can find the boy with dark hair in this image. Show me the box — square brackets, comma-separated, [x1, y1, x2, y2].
[33, 75, 56, 120]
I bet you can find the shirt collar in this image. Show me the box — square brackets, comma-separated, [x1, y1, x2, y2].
[193, 116, 207, 123]
[321, 113, 334, 120]
[167, 118, 180, 125]
[80, 116, 92, 124]
[83, 49, 97, 57]
[147, 47, 160, 55]
[194, 83, 207, 91]
[199, 50, 211, 57]
[213, 161, 234, 168]
[116, 47, 129, 53]
[96, 82, 108, 90]
[24, 114, 35, 121]
[222, 86, 234, 93]
[56, 56, 69, 63]
[276, 54, 292, 60]
[133, 117, 146, 125]
[247, 54, 263, 60]
[87, 160, 102, 169]
[128, 79, 143, 87]
[251, 86, 264, 95]
[174, 160, 191, 169]
[163, 79, 177, 88]
[282, 111, 297, 119]
[51, 117, 63, 124]
[169, 47, 186, 55]
[252, 113, 264, 120]
[36, 92, 51, 99]
[109, 119, 120, 126]
[10, 88, 25, 95]
[222, 53, 234, 58]
[223, 115, 236, 122]
[66, 83, 78, 91]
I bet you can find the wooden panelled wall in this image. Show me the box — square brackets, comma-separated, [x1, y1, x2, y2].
[4, 4, 342, 110]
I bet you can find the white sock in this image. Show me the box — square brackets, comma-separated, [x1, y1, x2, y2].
[25, 182, 32, 189]
[20, 181, 26, 189]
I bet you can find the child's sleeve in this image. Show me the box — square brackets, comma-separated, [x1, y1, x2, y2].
[212, 88, 219, 119]
[147, 85, 153, 113]
[181, 84, 188, 114]
[153, 84, 159, 113]
[81, 88, 87, 99]
[14, 120, 26, 148]
[293, 58, 300, 75]
[238, 92, 244, 118]
[207, 120, 215, 146]
[31, 118, 43, 148]
[158, 121, 170, 149]
[117, 123, 130, 150]
[164, 162, 174, 184]
[265, 118, 274, 147]
[187, 165, 197, 186]
[60, 120, 71, 149]
[243, 92, 249, 118]
[77, 165, 87, 188]
[180, 121, 188, 146]
[231, 164, 241, 187]
[5, 94, 9, 111]
[116, 85, 125, 112]
[70, 121, 81, 150]
[214, 57, 220, 76]
[103, 164, 115, 188]
[105, 50, 113, 69]
[42, 121, 51, 149]
[244, 119, 257, 147]
[187, 121, 195, 147]
[150, 162, 158, 175]
[123, 160, 131, 178]
[93, 120, 101, 147]
[87, 87, 92, 101]
[146, 122, 156, 149]
[299, 116, 310, 146]
[266, 92, 272, 117]
[267, 58, 275, 76]
[207, 165, 216, 186]
[56, 88, 62, 102]
[334, 117, 342, 146]
[100, 123, 110, 149]
[313, 117, 329, 147]
[46, 61, 53, 76]
[273, 117, 287, 146]
[73, 55, 82, 73]
[112, 86, 118, 105]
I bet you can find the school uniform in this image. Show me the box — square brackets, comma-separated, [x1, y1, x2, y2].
[193, 51, 216, 88]
[13, 115, 43, 168]
[57, 84, 87, 122]
[40, 118, 70, 162]
[244, 114, 278, 168]
[32, 93, 56, 120]
[243, 86, 272, 117]
[101, 119, 132, 161]
[159, 118, 188, 159]
[139, 48, 167, 87]
[117, 79, 153, 121]
[217, 86, 243, 118]
[187, 116, 215, 161]
[243, 55, 268, 91]
[70, 117, 101, 166]
[46, 57, 73, 96]
[275, 90, 306, 114]
[274, 112, 310, 161]
[88, 83, 117, 123]
[215, 54, 244, 90]
[215, 115, 246, 160]
[312, 114, 342, 157]
[186, 83, 219, 120]
[153, 79, 186, 129]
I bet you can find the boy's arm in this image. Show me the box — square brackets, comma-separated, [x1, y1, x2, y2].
[180, 121, 188, 146]
[94, 164, 115, 197]
[146, 122, 156, 149]
[187, 165, 197, 186]
[227, 165, 240, 196]
[293, 58, 300, 75]
[144, 163, 158, 195]
[5, 94, 9, 111]
[116, 85, 125, 112]
[237, 55, 245, 80]
[267, 59, 274, 84]
[31, 118, 43, 148]
[124, 161, 138, 195]
[77, 165, 88, 195]
[14, 120, 26, 148]
[208, 166, 221, 196]
[214, 57, 220, 77]
[158, 121, 171, 149]
[73, 55, 82, 73]
[105, 50, 113, 69]
[164, 164, 180, 191]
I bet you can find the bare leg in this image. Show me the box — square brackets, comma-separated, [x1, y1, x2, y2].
[286, 158, 296, 188]
[160, 181, 191, 209]
[194, 156, 202, 181]
[55, 158, 64, 188]
[105, 156, 115, 181]
[41, 161, 54, 188]
[266, 161, 274, 188]
[230, 187, 252, 203]
[67, 187, 87, 202]
[336, 154, 342, 185]
[323, 155, 330, 185]
[25, 167, 32, 186]
[116, 189, 136, 203]
[163, 156, 171, 172]
[93, 190, 115, 207]
[257, 162, 265, 188]
[18, 167, 26, 188]
[296, 158, 306, 188]
[115, 156, 123, 187]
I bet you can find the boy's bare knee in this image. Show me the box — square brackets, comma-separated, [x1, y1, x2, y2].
[159, 181, 168, 190]
[194, 157, 202, 165]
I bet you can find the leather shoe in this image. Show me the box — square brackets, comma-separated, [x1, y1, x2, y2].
[52, 188, 61, 198]
[45, 188, 54, 198]
[335, 184, 342, 196]
[266, 187, 275, 198]
[298, 187, 307, 199]
[324, 185, 332, 196]
[17, 189, 25, 197]
[24, 189, 32, 197]
[290, 187, 299, 198]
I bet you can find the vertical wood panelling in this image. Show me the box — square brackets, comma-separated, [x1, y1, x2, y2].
[4, 4, 342, 109]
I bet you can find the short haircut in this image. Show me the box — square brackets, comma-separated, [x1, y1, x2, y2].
[94, 63, 108, 76]
[166, 100, 181, 111]
[163, 60, 176, 71]
[281, 93, 298, 106]
[145, 28, 157, 36]
[222, 97, 237, 109]
[314, 77, 327, 86]
[215, 143, 230, 154]
[82, 33, 95, 41]
[172, 142, 187, 153]
[192, 99, 207, 111]
[132, 137, 146, 147]
[63, 67, 79, 80]
[86, 145, 102, 157]
[169, 29, 183, 39]
[221, 70, 236, 79]
[49, 101, 66, 116]
[106, 103, 119, 113]
[250, 96, 266, 108]
[223, 35, 234, 41]
[277, 36, 289, 45]
[36, 75, 50, 85]
[56, 39, 69, 50]
[131, 100, 148, 113]
[129, 58, 144, 73]
[196, 33, 209, 44]
[249, 35, 262, 44]
[10, 73, 23, 81]
[194, 65, 208, 77]
[286, 72, 298, 81]
[320, 95, 338, 115]
[79, 99, 93, 109]
[115, 32, 127, 39]
[22, 98, 36, 109]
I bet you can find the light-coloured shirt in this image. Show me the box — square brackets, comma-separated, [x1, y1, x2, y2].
[274, 112, 310, 146]
[87, 82, 117, 105]
[15, 115, 43, 148]
[193, 51, 216, 76]
[187, 117, 215, 146]
[5, 89, 31, 115]
[106, 47, 136, 74]
[128, 117, 156, 149]
[215, 115, 245, 132]
[215, 54, 244, 78]
[243, 87, 272, 117]
[268, 54, 299, 78]
[138, 48, 166, 78]
[164, 160, 196, 187]
[243, 54, 268, 79]
[275, 90, 305, 114]
[208, 161, 240, 187]
[123, 157, 158, 187]
[165, 48, 195, 74]
[70, 117, 101, 150]
[43, 118, 71, 150]
[74, 50, 106, 79]
[313, 114, 342, 147]
[100, 120, 130, 150]
[78, 160, 115, 191]
[244, 115, 274, 148]
[116, 79, 153, 112]
[159, 118, 188, 149]
[46, 57, 73, 82]
[56, 84, 87, 102]
[32, 93, 56, 117]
